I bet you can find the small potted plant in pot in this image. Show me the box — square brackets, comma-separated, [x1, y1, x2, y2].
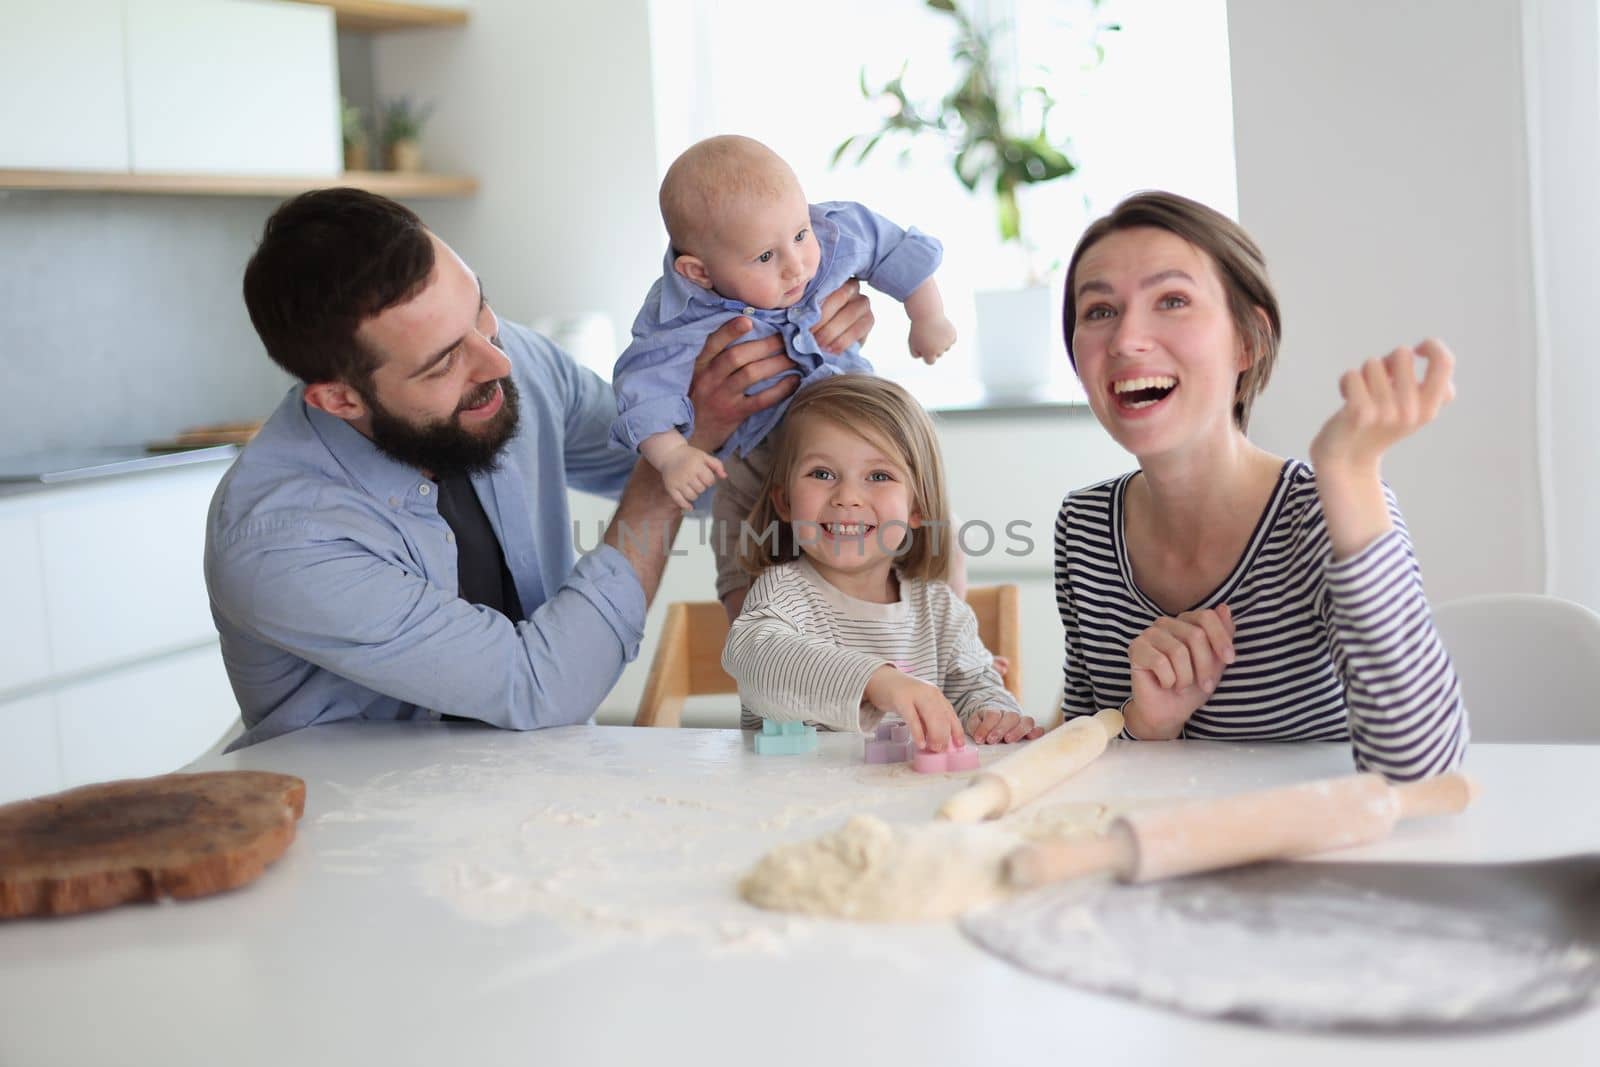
[379, 96, 434, 173]
[834, 0, 1115, 396]
[341, 97, 369, 172]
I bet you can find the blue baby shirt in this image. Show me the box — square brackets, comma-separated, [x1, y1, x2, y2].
[610, 200, 942, 458]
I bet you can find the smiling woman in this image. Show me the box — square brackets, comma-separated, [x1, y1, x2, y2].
[1052, 191, 1468, 781]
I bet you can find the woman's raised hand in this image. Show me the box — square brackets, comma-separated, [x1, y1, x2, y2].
[1309, 339, 1456, 477]
[1309, 339, 1456, 559]
[1125, 605, 1235, 740]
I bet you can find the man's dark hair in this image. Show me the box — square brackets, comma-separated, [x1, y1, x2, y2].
[242, 188, 436, 386]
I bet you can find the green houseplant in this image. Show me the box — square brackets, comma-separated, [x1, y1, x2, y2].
[835, 0, 1115, 254]
[379, 96, 435, 173]
[833, 0, 1116, 395]
[340, 97, 369, 172]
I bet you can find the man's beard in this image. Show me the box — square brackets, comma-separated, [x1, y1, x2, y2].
[362, 375, 522, 477]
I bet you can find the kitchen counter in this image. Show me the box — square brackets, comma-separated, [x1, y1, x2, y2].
[0, 444, 236, 498]
[1, 726, 1594, 1066]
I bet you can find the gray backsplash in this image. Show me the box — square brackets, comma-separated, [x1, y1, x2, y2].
[0, 190, 292, 457]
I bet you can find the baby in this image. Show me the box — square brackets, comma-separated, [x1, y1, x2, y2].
[610, 135, 956, 601]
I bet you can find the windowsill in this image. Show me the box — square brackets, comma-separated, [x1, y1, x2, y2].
[922, 382, 1091, 418]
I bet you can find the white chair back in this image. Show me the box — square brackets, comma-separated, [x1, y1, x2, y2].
[1431, 593, 1600, 742]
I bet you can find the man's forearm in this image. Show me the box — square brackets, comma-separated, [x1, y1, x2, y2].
[602, 460, 684, 606]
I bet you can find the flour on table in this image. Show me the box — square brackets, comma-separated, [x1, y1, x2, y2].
[737, 798, 1156, 922]
[739, 815, 1024, 921]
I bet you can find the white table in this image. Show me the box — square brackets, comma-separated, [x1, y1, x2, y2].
[2, 725, 1596, 1067]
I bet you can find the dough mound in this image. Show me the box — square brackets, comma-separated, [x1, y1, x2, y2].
[738, 814, 1019, 922]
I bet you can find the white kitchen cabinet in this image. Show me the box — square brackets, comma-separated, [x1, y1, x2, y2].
[38, 464, 222, 677]
[0, 694, 63, 805]
[0, 511, 53, 694]
[0, 459, 238, 804]
[125, 0, 340, 176]
[55, 643, 235, 789]
[0, 0, 130, 170]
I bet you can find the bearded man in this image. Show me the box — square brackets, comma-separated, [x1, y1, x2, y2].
[206, 189, 872, 748]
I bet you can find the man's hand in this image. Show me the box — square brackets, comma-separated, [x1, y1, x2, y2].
[686, 280, 877, 454]
[812, 277, 876, 354]
[1125, 605, 1235, 740]
[686, 319, 794, 453]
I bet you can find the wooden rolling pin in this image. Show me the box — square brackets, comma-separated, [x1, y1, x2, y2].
[1004, 771, 1477, 888]
[937, 707, 1124, 823]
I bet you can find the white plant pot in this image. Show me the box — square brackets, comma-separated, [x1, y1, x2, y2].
[975, 285, 1055, 397]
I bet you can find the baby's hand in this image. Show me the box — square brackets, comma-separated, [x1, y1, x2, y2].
[658, 445, 725, 510]
[864, 666, 965, 752]
[908, 315, 956, 365]
[968, 708, 1043, 745]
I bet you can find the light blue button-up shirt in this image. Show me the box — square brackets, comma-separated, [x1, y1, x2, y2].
[205, 322, 643, 750]
[610, 200, 942, 458]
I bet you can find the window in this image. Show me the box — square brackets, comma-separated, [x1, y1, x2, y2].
[647, 0, 1236, 404]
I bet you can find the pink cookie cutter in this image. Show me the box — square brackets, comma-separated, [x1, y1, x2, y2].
[911, 742, 980, 775]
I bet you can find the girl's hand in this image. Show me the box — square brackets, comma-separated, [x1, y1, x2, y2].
[1308, 339, 1455, 559]
[1309, 339, 1456, 478]
[968, 708, 1044, 744]
[864, 666, 965, 752]
[1126, 605, 1235, 740]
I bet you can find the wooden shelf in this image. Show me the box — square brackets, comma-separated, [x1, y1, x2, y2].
[0, 169, 478, 199]
[289, 0, 468, 32]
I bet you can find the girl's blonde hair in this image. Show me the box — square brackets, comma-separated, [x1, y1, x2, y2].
[739, 374, 951, 581]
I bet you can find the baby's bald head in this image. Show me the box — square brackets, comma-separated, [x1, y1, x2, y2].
[660, 135, 802, 255]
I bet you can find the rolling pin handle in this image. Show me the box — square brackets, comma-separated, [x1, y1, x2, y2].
[1392, 771, 1479, 820]
[935, 776, 1010, 823]
[1003, 824, 1137, 888]
[1093, 705, 1125, 738]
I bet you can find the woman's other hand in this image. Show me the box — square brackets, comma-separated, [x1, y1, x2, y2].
[1124, 604, 1235, 739]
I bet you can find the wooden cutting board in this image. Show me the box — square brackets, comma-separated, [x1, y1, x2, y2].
[0, 771, 306, 918]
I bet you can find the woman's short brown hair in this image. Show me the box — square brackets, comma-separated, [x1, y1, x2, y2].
[738, 374, 952, 581]
[1062, 191, 1282, 430]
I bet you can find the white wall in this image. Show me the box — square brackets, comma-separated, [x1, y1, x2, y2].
[1227, 0, 1545, 602]
[370, 0, 664, 349]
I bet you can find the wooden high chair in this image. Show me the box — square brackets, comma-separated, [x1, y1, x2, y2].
[632, 584, 1022, 727]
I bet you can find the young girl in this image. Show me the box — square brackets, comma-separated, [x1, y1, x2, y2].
[1055, 191, 1467, 780]
[722, 375, 1039, 752]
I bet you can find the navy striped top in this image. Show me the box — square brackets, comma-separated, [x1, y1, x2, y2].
[1053, 460, 1468, 780]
